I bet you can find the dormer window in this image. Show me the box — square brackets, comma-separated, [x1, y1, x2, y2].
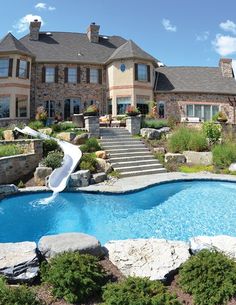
[0, 58, 13, 78]
[135, 63, 151, 82]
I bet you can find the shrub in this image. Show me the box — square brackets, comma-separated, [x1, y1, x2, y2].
[102, 277, 181, 305]
[28, 120, 44, 130]
[0, 128, 4, 140]
[41, 151, 63, 169]
[0, 276, 41, 305]
[143, 119, 168, 129]
[41, 252, 106, 304]
[80, 138, 101, 153]
[188, 131, 208, 152]
[179, 249, 236, 305]
[80, 153, 97, 173]
[17, 180, 26, 188]
[202, 121, 221, 145]
[212, 142, 236, 168]
[108, 170, 121, 179]
[0, 144, 23, 157]
[42, 139, 59, 157]
[51, 122, 77, 133]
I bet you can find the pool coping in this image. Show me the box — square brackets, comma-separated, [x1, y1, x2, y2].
[18, 172, 236, 195]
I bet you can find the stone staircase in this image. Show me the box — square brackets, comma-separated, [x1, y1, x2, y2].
[100, 128, 166, 178]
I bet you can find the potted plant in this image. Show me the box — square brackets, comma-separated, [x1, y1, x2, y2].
[83, 105, 99, 116]
[126, 105, 140, 116]
[35, 106, 48, 126]
[215, 111, 228, 123]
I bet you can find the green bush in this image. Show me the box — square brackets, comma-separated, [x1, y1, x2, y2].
[0, 128, 4, 140]
[51, 122, 77, 133]
[202, 121, 221, 145]
[28, 120, 44, 130]
[41, 151, 63, 169]
[102, 277, 181, 305]
[168, 126, 208, 152]
[142, 119, 168, 129]
[179, 249, 236, 305]
[0, 144, 23, 157]
[42, 139, 59, 157]
[80, 153, 97, 173]
[212, 142, 236, 168]
[80, 138, 101, 153]
[0, 276, 41, 305]
[41, 252, 106, 304]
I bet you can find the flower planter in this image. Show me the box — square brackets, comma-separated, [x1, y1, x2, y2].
[83, 112, 98, 117]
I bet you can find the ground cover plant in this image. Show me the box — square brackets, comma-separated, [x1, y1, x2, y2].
[0, 144, 23, 157]
[79, 153, 97, 173]
[80, 138, 101, 153]
[179, 164, 214, 173]
[179, 249, 236, 305]
[41, 252, 106, 304]
[28, 120, 45, 130]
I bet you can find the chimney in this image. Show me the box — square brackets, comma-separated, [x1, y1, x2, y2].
[29, 19, 41, 41]
[87, 22, 100, 43]
[219, 58, 234, 78]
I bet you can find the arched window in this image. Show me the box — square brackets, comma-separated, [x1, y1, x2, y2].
[44, 100, 55, 118]
[158, 101, 165, 118]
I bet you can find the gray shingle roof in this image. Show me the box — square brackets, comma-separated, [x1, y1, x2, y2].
[155, 66, 236, 95]
[20, 32, 127, 64]
[0, 33, 34, 56]
[106, 40, 158, 65]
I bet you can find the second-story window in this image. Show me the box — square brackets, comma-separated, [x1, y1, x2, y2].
[19, 60, 27, 78]
[68, 68, 77, 83]
[86, 68, 102, 84]
[135, 63, 151, 82]
[45, 67, 55, 83]
[0, 58, 13, 78]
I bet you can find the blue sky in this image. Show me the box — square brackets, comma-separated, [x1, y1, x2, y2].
[1, 0, 236, 66]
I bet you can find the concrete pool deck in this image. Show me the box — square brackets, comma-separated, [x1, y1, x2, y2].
[20, 172, 236, 194]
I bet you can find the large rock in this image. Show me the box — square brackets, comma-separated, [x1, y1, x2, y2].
[0, 242, 39, 283]
[0, 184, 18, 196]
[56, 132, 76, 142]
[229, 163, 236, 172]
[183, 151, 213, 165]
[38, 233, 103, 259]
[190, 235, 236, 259]
[105, 239, 190, 281]
[92, 172, 107, 184]
[3, 130, 14, 141]
[95, 150, 107, 159]
[153, 147, 166, 154]
[72, 133, 89, 145]
[165, 153, 186, 164]
[69, 169, 91, 187]
[141, 127, 170, 140]
[96, 158, 113, 174]
[34, 166, 52, 186]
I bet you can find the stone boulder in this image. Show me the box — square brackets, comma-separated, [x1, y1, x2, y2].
[141, 127, 170, 140]
[153, 147, 166, 154]
[56, 132, 76, 142]
[95, 150, 107, 159]
[183, 151, 213, 166]
[0, 242, 39, 283]
[72, 133, 89, 145]
[3, 130, 14, 141]
[92, 172, 107, 184]
[38, 128, 52, 135]
[105, 239, 190, 281]
[0, 184, 18, 196]
[38, 232, 104, 259]
[69, 169, 91, 187]
[229, 163, 236, 172]
[190, 235, 236, 259]
[34, 166, 52, 186]
[96, 158, 113, 174]
[165, 153, 186, 164]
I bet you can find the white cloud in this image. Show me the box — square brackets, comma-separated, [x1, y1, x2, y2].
[213, 34, 236, 56]
[13, 14, 44, 33]
[162, 18, 177, 32]
[196, 31, 209, 41]
[35, 2, 47, 10]
[48, 6, 56, 11]
[220, 20, 236, 34]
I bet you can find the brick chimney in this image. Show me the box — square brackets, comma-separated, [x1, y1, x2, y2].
[219, 58, 234, 78]
[87, 22, 100, 43]
[29, 19, 41, 41]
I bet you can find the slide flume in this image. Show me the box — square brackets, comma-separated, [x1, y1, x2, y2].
[14, 126, 82, 193]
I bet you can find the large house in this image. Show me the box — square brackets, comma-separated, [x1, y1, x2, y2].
[0, 21, 236, 126]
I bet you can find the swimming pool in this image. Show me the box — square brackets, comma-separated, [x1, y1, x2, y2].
[1, 180, 236, 244]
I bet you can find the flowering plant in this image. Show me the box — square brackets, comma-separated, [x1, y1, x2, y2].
[126, 105, 140, 116]
[84, 104, 99, 116]
[35, 106, 48, 122]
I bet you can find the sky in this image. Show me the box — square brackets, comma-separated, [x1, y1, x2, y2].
[2, 0, 236, 67]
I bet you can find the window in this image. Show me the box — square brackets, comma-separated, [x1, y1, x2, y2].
[135, 64, 150, 82]
[90, 68, 99, 83]
[0, 96, 10, 118]
[158, 101, 165, 118]
[0, 59, 10, 77]
[117, 97, 131, 114]
[18, 60, 27, 78]
[44, 100, 55, 117]
[68, 68, 77, 83]
[186, 104, 219, 121]
[45, 67, 55, 83]
[136, 96, 150, 114]
[16, 97, 27, 117]
[108, 99, 112, 115]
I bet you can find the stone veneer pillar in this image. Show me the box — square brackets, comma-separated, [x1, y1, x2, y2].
[126, 116, 141, 135]
[84, 116, 100, 138]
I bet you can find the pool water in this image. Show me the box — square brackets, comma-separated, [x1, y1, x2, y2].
[1, 181, 236, 244]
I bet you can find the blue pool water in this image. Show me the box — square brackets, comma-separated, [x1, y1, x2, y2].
[1, 181, 236, 244]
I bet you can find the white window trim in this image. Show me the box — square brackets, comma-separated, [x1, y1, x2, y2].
[186, 104, 220, 121]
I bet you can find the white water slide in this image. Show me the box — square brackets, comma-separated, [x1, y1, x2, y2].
[14, 126, 82, 193]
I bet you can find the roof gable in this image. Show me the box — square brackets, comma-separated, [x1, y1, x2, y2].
[0, 33, 34, 56]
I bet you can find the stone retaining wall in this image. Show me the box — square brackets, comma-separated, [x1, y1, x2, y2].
[0, 140, 43, 184]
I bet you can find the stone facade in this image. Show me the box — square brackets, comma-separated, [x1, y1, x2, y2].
[0, 139, 43, 184]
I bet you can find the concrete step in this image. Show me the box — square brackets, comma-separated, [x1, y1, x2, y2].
[101, 140, 142, 145]
[112, 159, 162, 168]
[103, 143, 146, 150]
[109, 155, 155, 162]
[119, 168, 167, 178]
[115, 163, 164, 173]
[107, 148, 149, 154]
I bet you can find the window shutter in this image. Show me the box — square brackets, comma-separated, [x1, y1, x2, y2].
[86, 68, 90, 83]
[147, 65, 151, 82]
[98, 69, 102, 84]
[55, 66, 58, 83]
[64, 67, 68, 83]
[42, 66, 46, 83]
[16, 59, 20, 77]
[27, 61, 30, 79]
[134, 63, 138, 80]
[77, 66, 81, 83]
[8, 58, 13, 77]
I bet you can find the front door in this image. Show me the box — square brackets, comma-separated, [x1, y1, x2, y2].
[64, 98, 81, 120]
